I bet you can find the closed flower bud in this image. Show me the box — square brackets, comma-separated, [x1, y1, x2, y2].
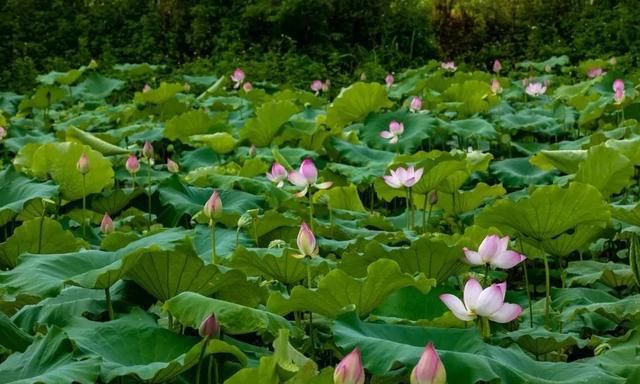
[204, 191, 223, 220]
[125, 154, 140, 174]
[142, 141, 154, 159]
[428, 191, 438, 205]
[295, 222, 318, 258]
[76, 153, 90, 174]
[100, 213, 114, 234]
[243, 82, 253, 93]
[249, 144, 257, 158]
[198, 313, 220, 339]
[410, 342, 446, 384]
[334, 348, 365, 384]
[167, 158, 179, 173]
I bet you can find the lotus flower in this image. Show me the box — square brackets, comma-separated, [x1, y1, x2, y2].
[288, 158, 332, 197]
[613, 79, 625, 93]
[76, 153, 90, 175]
[142, 84, 151, 93]
[490, 79, 502, 95]
[410, 97, 422, 112]
[525, 81, 547, 97]
[125, 154, 140, 174]
[587, 67, 605, 78]
[203, 190, 223, 220]
[410, 342, 446, 384]
[0, 126, 6, 141]
[334, 348, 365, 384]
[385, 73, 394, 87]
[198, 313, 220, 339]
[311, 80, 323, 94]
[294, 221, 318, 258]
[231, 68, 245, 88]
[383, 166, 424, 189]
[380, 120, 404, 144]
[615, 88, 625, 104]
[266, 163, 288, 188]
[493, 59, 502, 74]
[243, 82, 253, 93]
[166, 158, 179, 173]
[440, 278, 522, 323]
[441, 61, 457, 72]
[142, 140, 154, 159]
[100, 213, 114, 234]
[464, 235, 526, 269]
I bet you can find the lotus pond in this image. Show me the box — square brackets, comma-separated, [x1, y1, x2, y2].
[0, 57, 640, 383]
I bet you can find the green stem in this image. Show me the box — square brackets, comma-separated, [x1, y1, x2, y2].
[479, 316, 491, 339]
[37, 213, 45, 254]
[483, 263, 490, 287]
[542, 253, 551, 329]
[405, 188, 411, 230]
[235, 230, 240, 249]
[82, 174, 86, 237]
[196, 337, 210, 384]
[519, 236, 534, 327]
[422, 195, 428, 232]
[105, 287, 114, 320]
[132, 173, 136, 190]
[168, 313, 174, 331]
[308, 192, 314, 231]
[210, 221, 217, 265]
[307, 262, 315, 360]
[208, 355, 219, 384]
[147, 162, 152, 231]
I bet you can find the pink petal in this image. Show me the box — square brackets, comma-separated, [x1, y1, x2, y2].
[380, 131, 394, 139]
[495, 281, 507, 301]
[489, 303, 522, 323]
[440, 294, 475, 321]
[384, 175, 402, 189]
[413, 167, 424, 183]
[315, 181, 333, 190]
[463, 248, 483, 265]
[404, 176, 416, 187]
[492, 251, 526, 269]
[475, 284, 505, 317]
[288, 171, 308, 188]
[463, 278, 483, 310]
[478, 235, 500, 262]
[300, 159, 318, 183]
[496, 236, 510, 254]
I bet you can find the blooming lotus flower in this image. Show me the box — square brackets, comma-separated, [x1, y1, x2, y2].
[311, 80, 323, 94]
[410, 97, 422, 112]
[464, 235, 526, 269]
[76, 153, 90, 175]
[440, 278, 522, 323]
[385, 73, 394, 87]
[142, 84, 151, 93]
[166, 158, 179, 173]
[493, 59, 502, 74]
[142, 140, 154, 159]
[294, 221, 318, 258]
[203, 191, 223, 220]
[198, 313, 220, 339]
[587, 67, 605, 78]
[125, 154, 140, 174]
[288, 158, 332, 197]
[243, 82, 253, 93]
[0, 126, 7, 141]
[100, 213, 114, 234]
[490, 79, 502, 95]
[231, 68, 245, 89]
[525, 81, 547, 97]
[613, 79, 625, 93]
[441, 61, 457, 72]
[410, 342, 446, 384]
[384, 166, 424, 189]
[334, 348, 365, 384]
[380, 120, 404, 144]
[266, 163, 288, 188]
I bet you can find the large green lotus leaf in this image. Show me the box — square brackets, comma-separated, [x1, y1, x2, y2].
[70, 73, 124, 100]
[241, 100, 300, 147]
[65, 126, 129, 156]
[594, 330, 640, 383]
[475, 183, 610, 241]
[29, 142, 114, 201]
[125, 240, 247, 302]
[329, 138, 395, 166]
[566, 261, 634, 288]
[575, 145, 634, 197]
[490, 157, 559, 189]
[611, 203, 640, 226]
[0, 312, 32, 352]
[517, 55, 569, 71]
[605, 137, 640, 164]
[64, 310, 246, 383]
[577, 94, 609, 127]
[560, 293, 640, 325]
[113, 63, 158, 76]
[267, 259, 435, 318]
[190, 132, 238, 154]
[91, 188, 145, 215]
[0, 167, 58, 227]
[433, 183, 506, 215]
[535, 224, 605, 257]
[360, 110, 436, 153]
[37, 68, 85, 86]
[133, 82, 183, 104]
[313, 184, 365, 212]
[26, 86, 66, 110]
[0, 327, 101, 384]
[0, 217, 86, 268]
[333, 311, 624, 383]
[497, 110, 560, 135]
[325, 82, 393, 132]
[501, 327, 588, 357]
[230, 247, 307, 285]
[438, 151, 493, 193]
[165, 291, 300, 338]
[442, 117, 498, 141]
[340, 236, 467, 283]
[442, 80, 499, 117]
[164, 109, 219, 142]
[529, 149, 587, 174]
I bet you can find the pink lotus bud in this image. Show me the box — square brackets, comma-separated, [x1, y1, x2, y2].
[311, 80, 323, 93]
[300, 158, 318, 184]
[266, 163, 288, 188]
[100, 213, 114, 234]
[334, 348, 365, 384]
[142, 140, 154, 159]
[243, 82, 253, 93]
[167, 158, 179, 173]
[410, 97, 422, 112]
[615, 88, 625, 104]
[204, 190, 223, 220]
[385, 73, 394, 87]
[142, 84, 151, 93]
[198, 313, 220, 339]
[76, 152, 90, 175]
[410, 342, 446, 384]
[249, 144, 257, 158]
[493, 59, 502, 73]
[231, 68, 245, 89]
[296, 221, 318, 258]
[587, 67, 604, 78]
[613, 79, 625, 93]
[490, 79, 502, 94]
[463, 234, 526, 269]
[0, 126, 6, 141]
[125, 154, 140, 174]
[428, 191, 438, 205]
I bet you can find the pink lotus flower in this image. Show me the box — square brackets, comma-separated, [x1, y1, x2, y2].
[493, 59, 502, 74]
[288, 158, 332, 197]
[266, 163, 288, 188]
[464, 235, 526, 269]
[385, 73, 394, 87]
[440, 278, 522, 323]
[166, 158, 179, 173]
[409, 97, 422, 112]
[203, 190, 223, 220]
[310, 80, 323, 94]
[76, 152, 90, 175]
[614, 88, 625, 104]
[334, 348, 365, 384]
[243, 82, 253, 93]
[384, 166, 424, 189]
[525, 81, 547, 97]
[231, 68, 245, 89]
[100, 213, 114, 234]
[0, 126, 6, 141]
[410, 342, 446, 384]
[294, 221, 319, 259]
[441, 61, 457, 72]
[613, 79, 625, 93]
[380, 121, 404, 144]
[490, 79, 502, 95]
[125, 154, 140, 174]
[142, 84, 151, 93]
[587, 67, 605, 78]
[198, 313, 220, 339]
[142, 140, 154, 159]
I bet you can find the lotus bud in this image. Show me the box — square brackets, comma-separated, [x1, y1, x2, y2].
[231, 68, 245, 88]
[493, 59, 502, 73]
[385, 73, 394, 87]
[490, 79, 502, 94]
[76, 152, 90, 175]
[544, 64, 552, 73]
[198, 313, 220, 339]
[410, 96, 422, 112]
[0, 126, 6, 141]
[88, 59, 98, 69]
[311, 80, 323, 93]
[204, 191, 223, 220]
[334, 348, 365, 384]
[126, 154, 140, 174]
[142, 140, 154, 160]
[167, 158, 179, 173]
[613, 79, 625, 93]
[100, 213, 114, 234]
[243, 82, 253, 93]
[142, 84, 152, 93]
[296, 222, 318, 258]
[410, 342, 446, 384]
[249, 144, 257, 158]
[360, 72, 367, 81]
[428, 191, 438, 205]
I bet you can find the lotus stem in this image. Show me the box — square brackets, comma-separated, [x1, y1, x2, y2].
[196, 337, 210, 384]
[210, 221, 217, 265]
[306, 262, 315, 360]
[147, 162, 152, 231]
[405, 188, 411, 230]
[518, 238, 534, 327]
[132, 173, 136, 190]
[478, 316, 491, 339]
[542, 253, 551, 329]
[105, 287, 114, 320]
[422, 195, 428, 232]
[82, 174, 86, 237]
[208, 355, 219, 384]
[308, 192, 314, 231]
